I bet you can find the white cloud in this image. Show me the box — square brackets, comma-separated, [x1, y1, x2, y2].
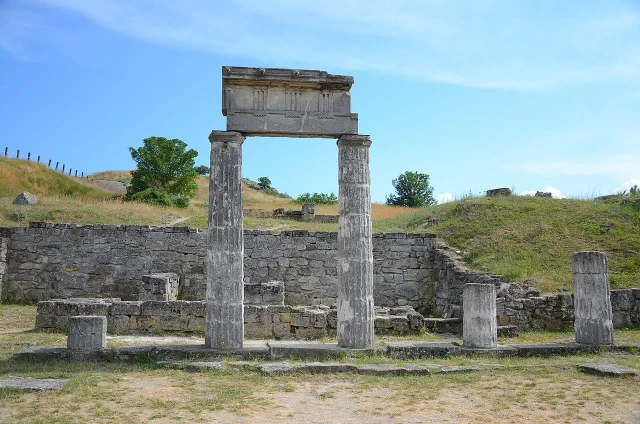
[437, 193, 454, 204]
[520, 186, 566, 199]
[2, 0, 639, 91]
[614, 178, 640, 193]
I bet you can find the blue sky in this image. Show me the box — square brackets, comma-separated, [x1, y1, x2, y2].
[1, 0, 639, 203]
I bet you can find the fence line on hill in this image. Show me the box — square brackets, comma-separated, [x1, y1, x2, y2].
[3, 145, 93, 180]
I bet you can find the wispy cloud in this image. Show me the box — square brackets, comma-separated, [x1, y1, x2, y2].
[437, 193, 454, 204]
[614, 178, 640, 193]
[2, 0, 639, 91]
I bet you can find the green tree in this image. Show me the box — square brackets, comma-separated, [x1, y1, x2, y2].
[126, 137, 198, 203]
[257, 176, 272, 189]
[195, 165, 209, 175]
[385, 171, 435, 207]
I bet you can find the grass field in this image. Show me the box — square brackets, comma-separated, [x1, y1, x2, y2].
[1, 157, 639, 292]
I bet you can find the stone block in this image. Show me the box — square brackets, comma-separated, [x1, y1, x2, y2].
[222, 66, 358, 138]
[67, 315, 106, 352]
[139, 273, 179, 301]
[110, 301, 142, 316]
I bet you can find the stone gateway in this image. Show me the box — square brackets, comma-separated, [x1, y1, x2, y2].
[208, 66, 373, 349]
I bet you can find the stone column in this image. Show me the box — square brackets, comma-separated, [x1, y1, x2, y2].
[337, 134, 374, 348]
[463, 283, 497, 348]
[572, 251, 614, 345]
[206, 131, 245, 349]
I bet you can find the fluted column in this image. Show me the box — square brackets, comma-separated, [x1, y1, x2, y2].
[206, 130, 245, 349]
[337, 134, 374, 348]
[572, 251, 614, 345]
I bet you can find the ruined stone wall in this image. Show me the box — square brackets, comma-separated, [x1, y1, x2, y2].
[0, 223, 436, 309]
[497, 288, 640, 330]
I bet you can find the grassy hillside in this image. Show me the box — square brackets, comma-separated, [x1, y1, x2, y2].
[395, 195, 640, 292]
[1, 157, 638, 292]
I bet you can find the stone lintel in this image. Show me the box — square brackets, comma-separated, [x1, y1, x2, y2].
[222, 66, 358, 137]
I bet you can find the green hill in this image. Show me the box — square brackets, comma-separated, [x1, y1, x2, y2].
[393, 194, 640, 292]
[1, 156, 638, 292]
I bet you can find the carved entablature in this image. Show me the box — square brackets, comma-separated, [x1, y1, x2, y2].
[222, 66, 358, 138]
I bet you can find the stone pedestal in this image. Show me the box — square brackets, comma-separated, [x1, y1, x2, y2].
[572, 251, 614, 345]
[206, 131, 245, 349]
[337, 135, 374, 348]
[463, 283, 497, 348]
[67, 315, 106, 352]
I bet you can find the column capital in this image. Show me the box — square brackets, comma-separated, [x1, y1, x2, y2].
[209, 130, 245, 144]
[337, 134, 371, 148]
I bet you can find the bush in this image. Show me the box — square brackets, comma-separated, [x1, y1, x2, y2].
[129, 188, 190, 208]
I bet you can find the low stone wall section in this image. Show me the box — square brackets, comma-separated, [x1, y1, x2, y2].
[0, 223, 436, 311]
[35, 299, 425, 339]
[497, 288, 640, 330]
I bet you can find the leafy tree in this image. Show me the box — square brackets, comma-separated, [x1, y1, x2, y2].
[126, 137, 198, 202]
[295, 192, 338, 205]
[257, 176, 272, 189]
[195, 165, 209, 176]
[385, 171, 435, 207]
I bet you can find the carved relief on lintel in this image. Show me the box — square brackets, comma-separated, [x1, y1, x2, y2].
[222, 66, 358, 137]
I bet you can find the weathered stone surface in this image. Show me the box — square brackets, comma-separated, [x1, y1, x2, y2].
[386, 342, 460, 359]
[114, 344, 270, 361]
[139, 273, 179, 301]
[572, 251, 614, 345]
[0, 376, 68, 391]
[497, 325, 519, 338]
[463, 283, 497, 348]
[244, 281, 284, 306]
[295, 362, 359, 374]
[269, 342, 380, 360]
[460, 345, 518, 357]
[535, 191, 552, 197]
[12, 192, 37, 205]
[184, 360, 226, 372]
[358, 364, 433, 376]
[337, 135, 374, 348]
[485, 188, 511, 197]
[260, 362, 294, 375]
[577, 363, 637, 377]
[437, 366, 483, 374]
[514, 343, 601, 357]
[67, 315, 106, 352]
[206, 131, 245, 349]
[1, 224, 437, 309]
[222, 66, 358, 138]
